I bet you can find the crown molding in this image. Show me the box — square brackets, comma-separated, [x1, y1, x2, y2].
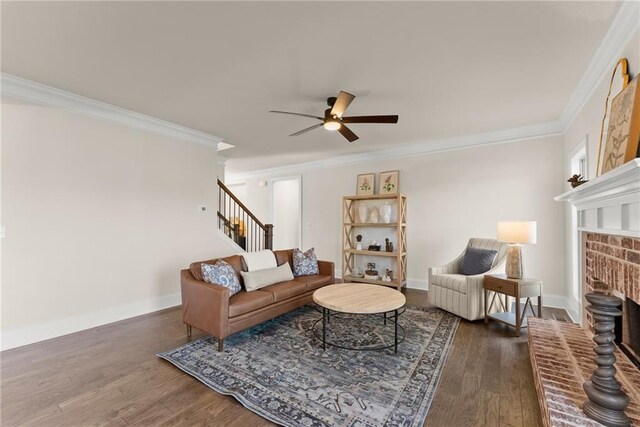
[558, 1, 640, 130]
[1, 73, 224, 148]
[226, 119, 564, 183]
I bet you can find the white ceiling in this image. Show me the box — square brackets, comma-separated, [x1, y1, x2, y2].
[1, 1, 620, 173]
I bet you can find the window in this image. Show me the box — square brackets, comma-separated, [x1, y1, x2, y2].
[570, 136, 588, 179]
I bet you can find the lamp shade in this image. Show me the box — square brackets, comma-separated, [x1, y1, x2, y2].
[497, 221, 537, 244]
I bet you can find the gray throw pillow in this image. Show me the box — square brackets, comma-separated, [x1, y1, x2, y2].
[460, 247, 497, 275]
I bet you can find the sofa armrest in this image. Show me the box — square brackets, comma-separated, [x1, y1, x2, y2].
[318, 260, 335, 279]
[180, 269, 230, 339]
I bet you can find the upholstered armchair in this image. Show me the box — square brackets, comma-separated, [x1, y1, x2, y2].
[428, 238, 509, 321]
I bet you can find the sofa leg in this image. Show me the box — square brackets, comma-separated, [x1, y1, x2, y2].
[186, 324, 192, 338]
[217, 339, 224, 352]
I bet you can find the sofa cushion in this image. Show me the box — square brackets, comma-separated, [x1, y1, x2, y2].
[292, 248, 320, 276]
[293, 274, 333, 291]
[241, 263, 294, 292]
[261, 280, 308, 302]
[228, 290, 274, 318]
[460, 247, 497, 275]
[430, 273, 468, 294]
[201, 260, 242, 296]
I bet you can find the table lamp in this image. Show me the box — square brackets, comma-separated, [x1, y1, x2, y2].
[497, 221, 537, 279]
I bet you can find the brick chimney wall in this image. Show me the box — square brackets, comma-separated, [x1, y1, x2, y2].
[585, 233, 640, 328]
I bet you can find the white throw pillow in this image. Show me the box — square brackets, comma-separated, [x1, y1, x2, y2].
[241, 263, 294, 292]
[241, 250, 277, 272]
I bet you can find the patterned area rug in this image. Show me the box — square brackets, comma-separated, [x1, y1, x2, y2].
[158, 305, 459, 427]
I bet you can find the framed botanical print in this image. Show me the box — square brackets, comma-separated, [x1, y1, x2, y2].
[600, 75, 640, 175]
[378, 170, 399, 194]
[356, 173, 375, 196]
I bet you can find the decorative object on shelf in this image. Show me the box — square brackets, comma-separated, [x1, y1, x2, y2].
[356, 173, 375, 196]
[355, 234, 363, 251]
[497, 221, 537, 279]
[352, 267, 363, 278]
[596, 58, 640, 176]
[379, 170, 399, 194]
[379, 202, 392, 223]
[358, 204, 369, 223]
[383, 269, 394, 282]
[567, 174, 588, 188]
[365, 262, 379, 280]
[385, 238, 394, 252]
[582, 293, 630, 427]
[601, 76, 640, 175]
[368, 240, 381, 251]
[369, 207, 380, 223]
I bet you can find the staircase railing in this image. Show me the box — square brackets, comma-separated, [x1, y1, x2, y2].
[218, 179, 273, 252]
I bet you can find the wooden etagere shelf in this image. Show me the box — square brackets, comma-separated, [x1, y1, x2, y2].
[342, 193, 407, 291]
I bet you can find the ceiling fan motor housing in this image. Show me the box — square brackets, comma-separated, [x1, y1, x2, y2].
[327, 96, 337, 107]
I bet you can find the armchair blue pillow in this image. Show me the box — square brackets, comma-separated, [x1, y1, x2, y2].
[460, 247, 497, 275]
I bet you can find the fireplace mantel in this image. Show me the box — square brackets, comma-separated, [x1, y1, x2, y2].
[556, 159, 640, 238]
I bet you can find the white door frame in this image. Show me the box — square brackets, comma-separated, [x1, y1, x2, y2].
[269, 175, 303, 249]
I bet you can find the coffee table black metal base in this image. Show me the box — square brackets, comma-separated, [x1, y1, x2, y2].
[312, 306, 406, 353]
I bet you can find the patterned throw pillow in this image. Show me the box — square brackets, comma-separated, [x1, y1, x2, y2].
[201, 260, 242, 296]
[292, 248, 319, 277]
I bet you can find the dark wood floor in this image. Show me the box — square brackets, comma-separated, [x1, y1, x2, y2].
[1, 289, 570, 426]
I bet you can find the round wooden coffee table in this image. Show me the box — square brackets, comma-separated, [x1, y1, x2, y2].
[312, 283, 406, 353]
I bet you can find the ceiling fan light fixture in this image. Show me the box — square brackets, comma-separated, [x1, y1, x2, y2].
[324, 120, 341, 131]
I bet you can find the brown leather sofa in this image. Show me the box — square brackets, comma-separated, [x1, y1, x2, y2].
[181, 249, 334, 351]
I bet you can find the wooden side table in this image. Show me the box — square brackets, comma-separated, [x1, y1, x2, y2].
[483, 274, 542, 336]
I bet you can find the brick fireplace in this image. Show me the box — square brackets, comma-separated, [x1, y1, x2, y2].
[536, 159, 640, 426]
[584, 232, 640, 366]
[556, 159, 640, 326]
[584, 233, 640, 305]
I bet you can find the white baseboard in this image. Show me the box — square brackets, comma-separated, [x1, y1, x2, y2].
[406, 278, 428, 290]
[1, 292, 181, 351]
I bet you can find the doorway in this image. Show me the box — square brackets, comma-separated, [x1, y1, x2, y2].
[270, 176, 302, 250]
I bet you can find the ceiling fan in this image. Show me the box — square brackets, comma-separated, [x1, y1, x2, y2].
[269, 91, 398, 143]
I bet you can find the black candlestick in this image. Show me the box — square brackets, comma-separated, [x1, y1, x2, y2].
[583, 293, 630, 427]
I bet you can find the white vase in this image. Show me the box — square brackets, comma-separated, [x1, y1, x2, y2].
[358, 204, 368, 223]
[369, 209, 379, 223]
[379, 202, 392, 224]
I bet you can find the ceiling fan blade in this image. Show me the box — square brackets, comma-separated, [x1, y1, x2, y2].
[330, 91, 355, 118]
[338, 124, 359, 143]
[342, 115, 399, 124]
[289, 123, 323, 137]
[269, 110, 323, 120]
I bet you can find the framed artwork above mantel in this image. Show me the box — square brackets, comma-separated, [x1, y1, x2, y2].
[597, 58, 640, 176]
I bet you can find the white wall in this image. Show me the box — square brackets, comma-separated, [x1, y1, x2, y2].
[229, 134, 567, 303]
[271, 177, 301, 250]
[1, 97, 232, 350]
[561, 30, 640, 321]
